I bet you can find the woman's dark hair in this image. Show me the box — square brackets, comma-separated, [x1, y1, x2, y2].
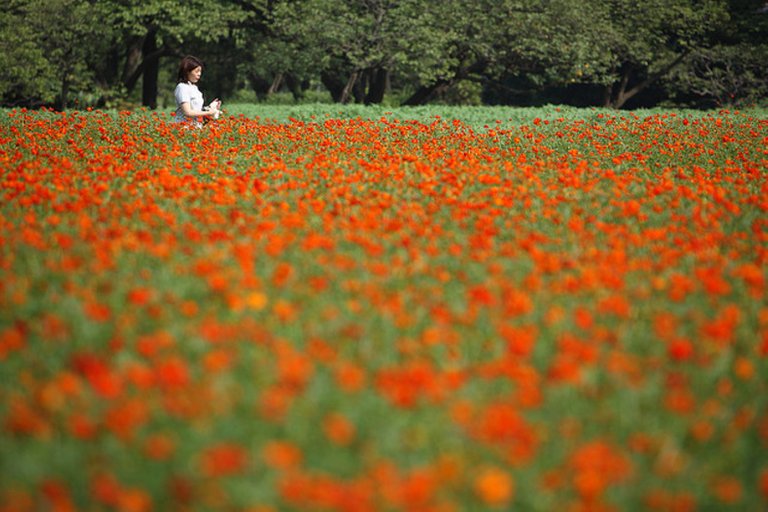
[177, 55, 204, 83]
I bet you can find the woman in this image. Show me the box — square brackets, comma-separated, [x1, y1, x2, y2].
[173, 55, 221, 127]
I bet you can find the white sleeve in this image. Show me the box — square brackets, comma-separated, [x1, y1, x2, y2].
[175, 84, 191, 106]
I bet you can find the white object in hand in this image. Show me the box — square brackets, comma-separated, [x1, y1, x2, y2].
[210, 99, 221, 119]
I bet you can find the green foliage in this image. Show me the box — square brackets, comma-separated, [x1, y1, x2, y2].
[0, 0, 765, 108]
[434, 80, 484, 106]
[666, 44, 768, 107]
[108, 0, 253, 42]
[1, 0, 104, 108]
[521, 0, 731, 107]
[270, 0, 402, 71]
[664, 0, 768, 107]
[0, 11, 55, 106]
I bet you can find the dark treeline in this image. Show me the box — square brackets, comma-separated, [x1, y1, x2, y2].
[2, 0, 766, 110]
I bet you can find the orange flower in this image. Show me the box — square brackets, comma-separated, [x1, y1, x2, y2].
[155, 356, 189, 390]
[474, 467, 514, 506]
[711, 476, 742, 504]
[40, 479, 75, 512]
[67, 413, 97, 440]
[136, 330, 175, 359]
[127, 287, 153, 306]
[277, 350, 313, 389]
[668, 338, 694, 362]
[472, 402, 538, 464]
[323, 412, 356, 446]
[116, 488, 152, 512]
[668, 273, 695, 301]
[596, 294, 630, 318]
[258, 385, 293, 421]
[733, 356, 754, 380]
[70, 353, 123, 399]
[375, 361, 440, 408]
[759, 468, 768, 501]
[398, 468, 438, 508]
[143, 433, 176, 460]
[273, 299, 297, 322]
[262, 440, 302, 470]
[124, 362, 155, 390]
[569, 440, 633, 500]
[245, 291, 268, 311]
[272, 262, 294, 287]
[203, 348, 234, 373]
[695, 266, 731, 297]
[84, 301, 111, 322]
[0, 325, 25, 360]
[664, 389, 696, 415]
[104, 398, 149, 440]
[201, 443, 249, 477]
[500, 324, 537, 357]
[548, 355, 581, 383]
[91, 472, 121, 507]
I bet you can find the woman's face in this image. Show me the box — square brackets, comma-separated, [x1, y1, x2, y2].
[187, 66, 202, 84]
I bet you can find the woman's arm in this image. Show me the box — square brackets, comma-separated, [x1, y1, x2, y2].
[179, 102, 218, 119]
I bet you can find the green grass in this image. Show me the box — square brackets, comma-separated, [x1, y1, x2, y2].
[221, 103, 768, 126]
[6, 103, 766, 131]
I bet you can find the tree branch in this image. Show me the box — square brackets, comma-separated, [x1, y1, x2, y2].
[124, 46, 175, 92]
[616, 50, 691, 107]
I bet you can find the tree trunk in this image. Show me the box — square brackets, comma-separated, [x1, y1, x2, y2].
[340, 71, 359, 104]
[285, 74, 306, 101]
[403, 79, 453, 105]
[122, 39, 143, 93]
[602, 84, 613, 108]
[606, 51, 691, 109]
[321, 71, 346, 103]
[353, 71, 366, 103]
[268, 72, 284, 95]
[248, 73, 271, 101]
[403, 59, 487, 106]
[58, 75, 70, 111]
[95, 47, 121, 90]
[606, 66, 632, 109]
[141, 29, 159, 109]
[365, 67, 388, 104]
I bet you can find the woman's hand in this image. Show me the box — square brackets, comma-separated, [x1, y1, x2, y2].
[208, 99, 222, 119]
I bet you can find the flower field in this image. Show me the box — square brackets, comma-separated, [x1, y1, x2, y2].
[1, 106, 767, 511]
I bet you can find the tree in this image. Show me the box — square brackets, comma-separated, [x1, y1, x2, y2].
[0, 4, 56, 107]
[544, 0, 729, 108]
[267, 0, 539, 105]
[0, 0, 104, 109]
[233, 1, 320, 102]
[2, 0, 763, 109]
[665, 0, 768, 107]
[270, 0, 402, 104]
[104, 0, 254, 108]
[397, 0, 549, 106]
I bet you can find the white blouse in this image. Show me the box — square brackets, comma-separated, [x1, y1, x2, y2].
[173, 82, 204, 125]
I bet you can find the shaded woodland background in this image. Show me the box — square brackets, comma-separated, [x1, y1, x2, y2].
[2, 0, 767, 110]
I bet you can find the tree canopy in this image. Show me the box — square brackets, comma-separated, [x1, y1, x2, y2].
[1, 0, 765, 109]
